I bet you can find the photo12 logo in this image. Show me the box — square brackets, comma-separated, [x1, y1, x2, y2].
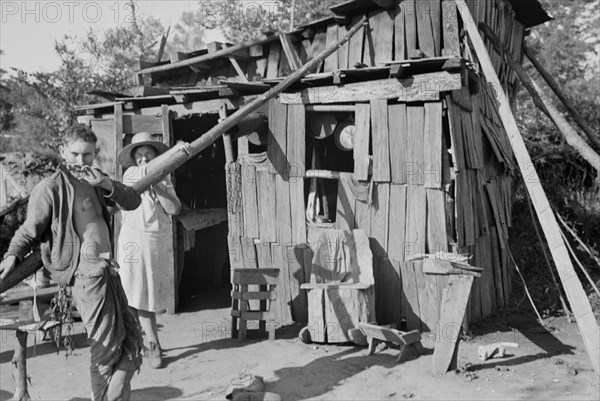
[1, 1, 140, 24]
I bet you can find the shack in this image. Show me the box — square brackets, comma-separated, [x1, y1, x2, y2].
[75, 0, 550, 331]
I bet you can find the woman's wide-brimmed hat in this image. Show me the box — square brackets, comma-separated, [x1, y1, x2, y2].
[117, 132, 169, 169]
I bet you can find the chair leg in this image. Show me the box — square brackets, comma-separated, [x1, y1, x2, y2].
[232, 317, 238, 338]
[239, 319, 247, 340]
[367, 337, 380, 355]
[239, 285, 248, 340]
[396, 344, 407, 363]
[267, 322, 276, 342]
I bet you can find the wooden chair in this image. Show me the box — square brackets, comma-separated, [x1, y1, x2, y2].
[300, 229, 376, 343]
[231, 268, 279, 341]
[358, 322, 425, 363]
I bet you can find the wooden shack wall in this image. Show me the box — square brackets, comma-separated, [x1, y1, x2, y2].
[224, 0, 524, 329]
[226, 99, 310, 325]
[447, 77, 515, 323]
[233, 93, 516, 329]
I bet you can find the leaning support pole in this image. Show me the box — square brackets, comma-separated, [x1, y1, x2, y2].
[132, 16, 368, 194]
[524, 46, 600, 151]
[479, 23, 600, 172]
[456, 1, 600, 373]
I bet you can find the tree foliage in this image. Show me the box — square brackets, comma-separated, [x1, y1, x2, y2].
[511, 0, 600, 314]
[518, 0, 600, 186]
[191, 0, 337, 43]
[0, 50, 15, 132]
[1, 12, 166, 153]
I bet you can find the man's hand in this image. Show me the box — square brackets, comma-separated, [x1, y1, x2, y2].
[77, 166, 114, 192]
[0, 255, 17, 280]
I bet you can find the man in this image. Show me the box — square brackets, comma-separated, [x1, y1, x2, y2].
[0, 124, 144, 401]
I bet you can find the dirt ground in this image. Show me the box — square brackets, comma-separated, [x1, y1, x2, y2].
[1, 288, 599, 401]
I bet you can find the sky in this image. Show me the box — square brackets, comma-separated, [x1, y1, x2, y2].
[0, 0, 226, 73]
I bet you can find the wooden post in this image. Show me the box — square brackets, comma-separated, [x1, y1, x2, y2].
[131, 16, 369, 194]
[220, 104, 235, 165]
[13, 330, 30, 401]
[432, 275, 474, 375]
[524, 46, 600, 151]
[479, 23, 600, 172]
[457, 1, 600, 373]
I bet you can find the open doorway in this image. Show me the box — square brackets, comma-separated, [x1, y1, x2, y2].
[172, 114, 230, 308]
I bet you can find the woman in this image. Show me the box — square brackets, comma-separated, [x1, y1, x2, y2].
[117, 132, 182, 369]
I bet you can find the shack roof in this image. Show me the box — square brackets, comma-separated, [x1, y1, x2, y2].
[76, 0, 550, 115]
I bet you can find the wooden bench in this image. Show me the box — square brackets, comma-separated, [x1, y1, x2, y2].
[358, 322, 425, 363]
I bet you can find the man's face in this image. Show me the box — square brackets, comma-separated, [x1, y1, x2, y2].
[60, 139, 97, 167]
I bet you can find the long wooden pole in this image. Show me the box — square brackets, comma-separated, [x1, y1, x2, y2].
[137, 34, 279, 75]
[456, 1, 600, 373]
[524, 46, 600, 151]
[480, 23, 600, 172]
[132, 16, 369, 194]
[0, 252, 42, 294]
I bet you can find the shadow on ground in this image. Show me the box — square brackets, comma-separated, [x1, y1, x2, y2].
[462, 310, 576, 372]
[0, 331, 88, 364]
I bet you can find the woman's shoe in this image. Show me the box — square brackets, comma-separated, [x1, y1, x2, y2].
[148, 341, 163, 369]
